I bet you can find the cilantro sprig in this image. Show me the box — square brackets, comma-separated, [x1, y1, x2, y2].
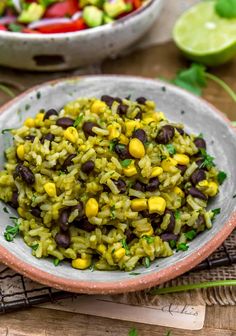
[176, 242, 189, 252]
[121, 238, 130, 255]
[166, 144, 176, 155]
[217, 171, 227, 184]
[185, 230, 197, 241]
[199, 149, 215, 169]
[4, 217, 20, 242]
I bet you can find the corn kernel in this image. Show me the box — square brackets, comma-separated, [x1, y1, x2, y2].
[173, 154, 190, 166]
[142, 116, 156, 124]
[85, 198, 99, 217]
[174, 186, 185, 197]
[141, 227, 154, 237]
[151, 166, 163, 177]
[44, 182, 57, 197]
[35, 113, 44, 123]
[18, 207, 25, 218]
[125, 120, 140, 137]
[161, 158, 177, 172]
[206, 181, 218, 197]
[131, 198, 147, 212]
[64, 127, 78, 143]
[156, 112, 166, 121]
[113, 248, 126, 261]
[107, 124, 121, 140]
[119, 134, 129, 145]
[16, 145, 25, 161]
[24, 118, 35, 128]
[97, 244, 106, 255]
[129, 138, 145, 159]
[123, 163, 137, 177]
[198, 180, 209, 188]
[148, 196, 166, 214]
[91, 100, 107, 114]
[72, 258, 91, 270]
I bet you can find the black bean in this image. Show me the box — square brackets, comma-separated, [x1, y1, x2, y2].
[103, 184, 110, 192]
[118, 104, 128, 115]
[135, 108, 142, 120]
[31, 207, 41, 218]
[177, 164, 187, 175]
[132, 180, 146, 192]
[82, 121, 98, 137]
[132, 129, 147, 143]
[56, 117, 74, 129]
[176, 127, 185, 136]
[81, 160, 95, 174]
[189, 187, 207, 200]
[55, 232, 70, 248]
[25, 135, 36, 142]
[101, 95, 114, 107]
[72, 201, 84, 221]
[114, 143, 131, 160]
[61, 154, 76, 172]
[114, 97, 122, 104]
[194, 137, 206, 150]
[136, 97, 147, 104]
[160, 233, 178, 242]
[9, 191, 19, 209]
[156, 125, 175, 144]
[145, 177, 160, 192]
[125, 228, 136, 243]
[191, 169, 206, 185]
[41, 133, 55, 144]
[114, 178, 126, 194]
[150, 213, 163, 227]
[195, 214, 205, 227]
[43, 108, 58, 120]
[59, 209, 70, 231]
[15, 164, 35, 185]
[74, 216, 96, 232]
[165, 209, 175, 233]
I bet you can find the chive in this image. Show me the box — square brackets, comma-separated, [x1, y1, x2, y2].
[109, 139, 118, 151]
[176, 242, 189, 252]
[143, 236, 154, 244]
[217, 171, 227, 185]
[121, 159, 132, 167]
[53, 258, 60, 266]
[150, 280, 236, 295]
[185, 230, 197, 241]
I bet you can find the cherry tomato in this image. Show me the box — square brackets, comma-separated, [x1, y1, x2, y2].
[0, 24, 7, 31]
[36, 18, 86, 34]
[44, 0, 79, 18]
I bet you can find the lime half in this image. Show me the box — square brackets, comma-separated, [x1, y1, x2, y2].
[173, 1, 236, 66]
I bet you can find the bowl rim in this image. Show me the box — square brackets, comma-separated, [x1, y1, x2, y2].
[0, 0, 159, 40]
[0, 75, 235, 294]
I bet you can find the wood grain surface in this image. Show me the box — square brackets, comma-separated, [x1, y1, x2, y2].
[0, 41, 235, 335]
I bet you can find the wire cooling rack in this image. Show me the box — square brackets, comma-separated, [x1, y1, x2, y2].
[0, 230, 235, 314]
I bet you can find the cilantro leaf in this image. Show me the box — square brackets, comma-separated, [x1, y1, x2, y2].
[169, 240, 176, 249]
[4, 218, 19, 242]
[109, 139, 118, 151]
[166, 144, 176, 155]
[143, 236, 154, 244]
[31, 244, 39, 251]
[121, 238, 130, 255]
[129, 328, 138, 336]
[53, 258, 60, 266]
[212, 208, 221, 219]
[200, 149, 215, 169]
[144, 256, 151, 268]
[110, 205, 116, 219]
[121, 159, 132, 167]
[73, 114, 83, 128]
[174, 210, 181, 220]
[185, 230, 197, 241]
[217, 171, 227, 184]
[215, 0, 236, 18]
[176, 242, 189, 252]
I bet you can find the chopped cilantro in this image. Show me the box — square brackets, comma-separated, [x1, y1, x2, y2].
[200, 149, 215, 169]
[73, 114, 83, 127]
[143, 236, 154, 244]
[174, 210, 181, 220]
[53, 258, 60, 266]
[176, 242, 189, 252]
[31, 244, 39, 251]
[144, 256, 151, 268]
[128, 328, 138, 336]
[169, 240, 176, 249]
[110, 205, 116, 219]
[111, 248, 115, 254]
[166, 144, 176, 155]
[121, 238, 130, 255]
[212, 208, 221, 219]
[109, 139, 118, 151]
[4, 217, 20, 242]
[3, 207, 9, 214]
[185, 230, 197, 241]
[217, 171, 227, 184]
[121, 159, 132, 167]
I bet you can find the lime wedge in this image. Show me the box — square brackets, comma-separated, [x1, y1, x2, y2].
[173, 1, 236, 66]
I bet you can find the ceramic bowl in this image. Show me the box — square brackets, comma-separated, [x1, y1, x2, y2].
[0, 0, 164, 72]
[0, 76, 235, 294]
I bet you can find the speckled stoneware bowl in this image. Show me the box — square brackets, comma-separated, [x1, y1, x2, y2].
[0, 0, 163, 71]
[0, 76, 236, 294]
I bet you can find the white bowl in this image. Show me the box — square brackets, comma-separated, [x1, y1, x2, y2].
[0, 0, 164, 71]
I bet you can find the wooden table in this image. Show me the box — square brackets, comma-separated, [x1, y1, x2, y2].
[0, 42, 235, 335]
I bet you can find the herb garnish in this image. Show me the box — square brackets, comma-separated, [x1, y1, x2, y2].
[1, 129, 14, 134]
[53, 258, 60, 266]
[143, 236, 154, 244]
[185, 230, 197, 241]
[166, 144, 176, 155]
[169, 240, 176, 249]
[73, 114, 83, 127]
[110, 205, 116, 219]
[4, 217, 19, 242]
[200, 149, 215, 169]
[144, 256, 151, 268]
[31, 244, 39, 251]
[121, 159, 132, 168]
[128, 328, 138, 336]
[3, 207, 9, 214]
[176, 242, 189, 252]
[109, 139, 118, 151]
[217, 171, 227, 184]
[121, 238, 130, 255]
[174, 210, 181, 220]
[212, 208, 221, 219]
[215, 0, 236, 18]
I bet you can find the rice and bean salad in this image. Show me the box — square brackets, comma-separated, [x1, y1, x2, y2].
[0, 95, 226, 271]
